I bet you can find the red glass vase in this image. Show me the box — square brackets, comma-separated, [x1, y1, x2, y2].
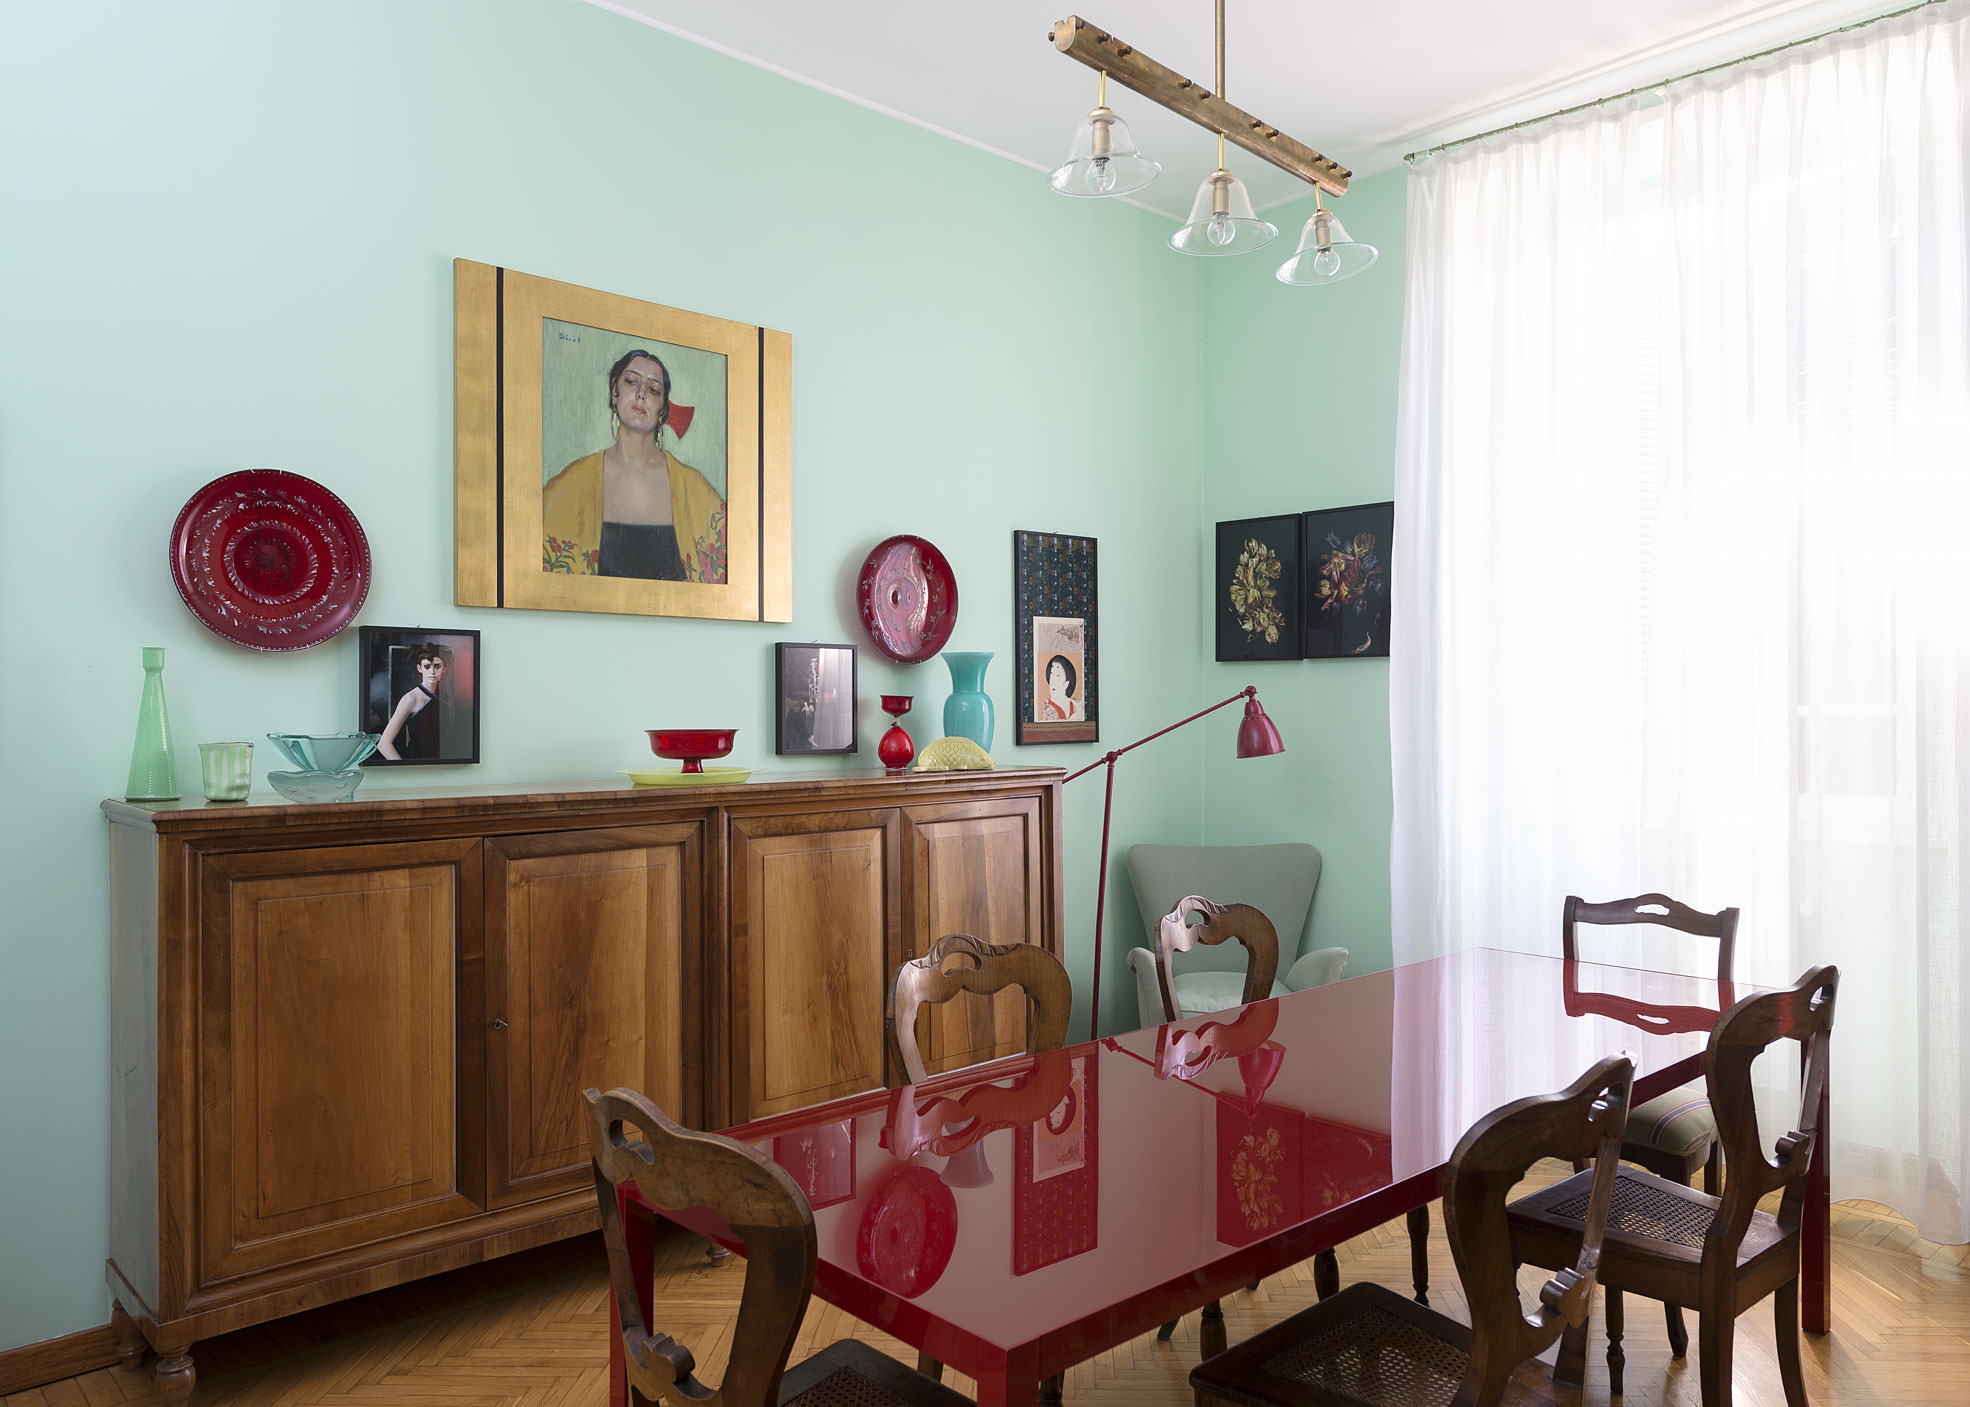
[877, 695, 915, 773]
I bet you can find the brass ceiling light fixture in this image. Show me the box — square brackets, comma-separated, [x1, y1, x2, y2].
[1049, 69, 1161, 198]
[1049, 4, 1375, 280]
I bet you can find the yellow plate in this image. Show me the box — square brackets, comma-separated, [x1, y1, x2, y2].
[620, 767, 753, 787]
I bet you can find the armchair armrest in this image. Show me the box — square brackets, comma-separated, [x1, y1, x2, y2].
[1284, 946, 1349, 991]
[1126, 947, 1165, 1028]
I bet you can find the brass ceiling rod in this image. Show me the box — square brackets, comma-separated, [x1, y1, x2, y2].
[1050, 13, 1352, 197]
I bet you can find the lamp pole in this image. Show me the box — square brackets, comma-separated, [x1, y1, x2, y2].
[1066, 685, 1283, 1039]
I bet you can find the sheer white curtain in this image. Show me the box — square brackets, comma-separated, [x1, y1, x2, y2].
[1393, 0, 1970, 1241]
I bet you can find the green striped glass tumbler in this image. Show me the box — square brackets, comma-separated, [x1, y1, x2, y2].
[198, 741, 255, 802]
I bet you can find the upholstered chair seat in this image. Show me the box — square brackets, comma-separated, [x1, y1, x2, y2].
[1127, 946, 1347, 1022]
[1624, 1082, 1717, 1159]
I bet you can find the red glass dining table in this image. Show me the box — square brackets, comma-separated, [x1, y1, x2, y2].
[609, 948, 1831, 1407]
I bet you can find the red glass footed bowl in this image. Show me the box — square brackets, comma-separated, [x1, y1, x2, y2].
[646, 728, 736, 774]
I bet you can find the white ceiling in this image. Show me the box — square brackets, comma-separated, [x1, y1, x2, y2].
[585, 0, 1902, 219]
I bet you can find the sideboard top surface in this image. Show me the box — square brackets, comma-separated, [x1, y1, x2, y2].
[101, 767, 1065, 836]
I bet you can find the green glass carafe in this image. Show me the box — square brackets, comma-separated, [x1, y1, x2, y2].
[125, 646, 181, 801]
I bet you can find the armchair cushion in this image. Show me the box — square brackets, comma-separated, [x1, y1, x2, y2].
[1626, 1083, 1717, 1156]
[1128, 948, 1289, 1024]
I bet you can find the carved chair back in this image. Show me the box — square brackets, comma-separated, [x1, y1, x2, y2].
[1564, 892, 1739, 989]
[1444, 1055, 1635, 1404]
[889, 933, 1073, 1083]
[1704, 965, 1840, 1272]
[584, 1086, 814, 1407]
[1151, 895, 1280, 1023]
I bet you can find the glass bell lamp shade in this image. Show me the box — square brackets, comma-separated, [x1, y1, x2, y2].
[1170, 167, 1278, 255]
[1049, 106, 1160, 198]
[1276, 207, 1378, 285]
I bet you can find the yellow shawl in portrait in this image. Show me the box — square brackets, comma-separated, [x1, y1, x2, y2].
[540, 450, 728, 581]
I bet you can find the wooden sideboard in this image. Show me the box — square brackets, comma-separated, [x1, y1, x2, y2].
[103, 768, 1063, 1402]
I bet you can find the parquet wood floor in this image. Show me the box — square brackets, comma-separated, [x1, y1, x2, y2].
[14, 1166, 1966, 1407]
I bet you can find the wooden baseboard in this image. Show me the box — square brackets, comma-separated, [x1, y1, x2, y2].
[0, 1322, 122, 1396]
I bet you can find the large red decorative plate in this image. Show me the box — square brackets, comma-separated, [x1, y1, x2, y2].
[169, 470, 370, 651]
[857, 535, 958, 664]
[855, 1165, 957, 1298]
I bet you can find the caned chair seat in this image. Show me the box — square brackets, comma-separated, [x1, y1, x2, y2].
[1625, 1083, 1717, 1157]
[1510, 1163, 1797, 1287]
[1189, 1283, 1567, 1407]
[782, 1340, 975, 1407]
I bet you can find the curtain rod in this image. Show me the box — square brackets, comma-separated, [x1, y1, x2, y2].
[1403, 0, 1944, 164]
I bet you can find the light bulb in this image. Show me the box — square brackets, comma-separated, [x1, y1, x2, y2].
[1207, 213, 1235, 247]
[1085, 156, 1116, 194]
[1312, 246, 1341, 277]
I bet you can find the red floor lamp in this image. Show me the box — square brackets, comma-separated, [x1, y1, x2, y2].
[1065, 685, 1285, 1039]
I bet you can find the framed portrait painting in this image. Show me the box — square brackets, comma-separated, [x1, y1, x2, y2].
[357, 626, 481, 765]
[1214, 515, 1302, 662]
[775, 643, 858, 757]
[1301, 501, 1393, 659]
[1013, 530, 1097, 745]
[454, 259, 791, 622]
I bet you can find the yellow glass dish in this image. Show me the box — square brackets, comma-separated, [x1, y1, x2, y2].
[619, 767, 754, 787]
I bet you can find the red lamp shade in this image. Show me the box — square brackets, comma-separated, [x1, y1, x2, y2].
[1235, 695, 1285, 758]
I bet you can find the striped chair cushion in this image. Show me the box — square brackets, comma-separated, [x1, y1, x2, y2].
[1625, 1083, 1716, 1155]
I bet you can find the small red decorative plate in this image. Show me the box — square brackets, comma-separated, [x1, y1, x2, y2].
[857, 535, 958, 664]
[855, 1165, 958, 1298]
[169, 470, 371, 651]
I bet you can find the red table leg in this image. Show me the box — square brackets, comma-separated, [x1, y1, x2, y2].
[1803, 1065, 1831, 1334]
[609, 1185, 660, 1407]
[972, 1364, 1040, 1407]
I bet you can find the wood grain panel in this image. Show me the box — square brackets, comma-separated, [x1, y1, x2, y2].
[909, 801, 1043, 1075]
[484, 825, 699, 1206]
[730, 813, 895, 1121]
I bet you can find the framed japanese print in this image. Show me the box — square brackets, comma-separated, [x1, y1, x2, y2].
[1215, 515, 1302, 661]
[356, 626, 481, 766]
[775, 642, 858, 757]
[454, 259, 791, 621]
[1301, 500, 1392, 659]
[1013, 530, 1097, 745]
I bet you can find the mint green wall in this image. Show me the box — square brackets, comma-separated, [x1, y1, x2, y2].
[0, 0, 1209, 1350]
[1197, 172, 1409, 978]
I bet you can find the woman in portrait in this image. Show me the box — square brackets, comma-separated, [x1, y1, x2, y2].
[541, 349, 727, 581]
[377, 643, 449, 761]
[1040, 654, 1081, 721]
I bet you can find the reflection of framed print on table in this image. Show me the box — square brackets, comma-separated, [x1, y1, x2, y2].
[1013, 1052, 1098, 1274]
[453, 259, 791, 622]
[775, 643, 858, 757]
[1214, 515, 1303, 662]
[1302, 500, 1393, 659]
[357, 626, 481, 765]
[1013, 530, 1097, 745]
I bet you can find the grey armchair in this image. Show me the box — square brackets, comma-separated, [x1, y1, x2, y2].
[1124, 843, 1343, 1027]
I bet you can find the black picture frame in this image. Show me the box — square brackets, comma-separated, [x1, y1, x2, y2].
[1301, 501, 1394, 659]
[775, 643, 859, 756]
[357, 626, 482, 765]
[1014, 530, 1098, 746]
[1214, 515, 1303, 662]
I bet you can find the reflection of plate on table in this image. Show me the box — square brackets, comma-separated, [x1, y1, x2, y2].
[619, 767, 753, 787]
[857, 535, 958, 664]
[855, 1165, 957, 1298]
[169, 470, 370, 651]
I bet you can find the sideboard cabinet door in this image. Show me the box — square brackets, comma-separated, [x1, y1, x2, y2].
[904, 796, 1047, 1075]
[196, 839, 483, 1284]
[483, 823, 703, 1207]
[728, 808, 900, 1123]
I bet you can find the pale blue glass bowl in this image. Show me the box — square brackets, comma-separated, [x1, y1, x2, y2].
[266, 733, 380, 803]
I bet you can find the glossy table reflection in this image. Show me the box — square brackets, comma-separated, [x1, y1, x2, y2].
[612, 949, 1827, 1407]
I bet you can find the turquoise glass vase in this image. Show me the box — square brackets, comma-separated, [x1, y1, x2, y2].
[941, 651, 994, 752]
[125, 646, 180, 801]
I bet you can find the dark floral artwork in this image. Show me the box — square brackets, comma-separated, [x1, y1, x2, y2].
[1216, 516, 1302, 662]
[1302, 502, 1393, 659]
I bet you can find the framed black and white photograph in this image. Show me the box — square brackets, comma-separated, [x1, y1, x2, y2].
[1014, 530, 1098, 746]
[1301, 500, 1393, 659]
[775, 642, 858, 756]
[1215, 515, 1303, 662]
[358, 626, 481, 765]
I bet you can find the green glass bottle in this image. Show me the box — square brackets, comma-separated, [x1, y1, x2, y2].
[125, 646, 181, 801]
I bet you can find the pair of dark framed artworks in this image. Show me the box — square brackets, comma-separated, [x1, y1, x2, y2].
[1215, 501, 1394, 662]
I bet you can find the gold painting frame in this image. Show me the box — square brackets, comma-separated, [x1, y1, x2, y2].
[454, 259, 791, 621]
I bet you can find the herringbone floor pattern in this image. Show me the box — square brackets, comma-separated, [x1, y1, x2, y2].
[14, 1166, 1966, 1406]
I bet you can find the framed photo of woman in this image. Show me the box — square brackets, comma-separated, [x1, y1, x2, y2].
[775, 643, 858, 757]
[1013, 530, 1097, 745]
[453, 259, 792, 623]
[357, 627, 481, 766]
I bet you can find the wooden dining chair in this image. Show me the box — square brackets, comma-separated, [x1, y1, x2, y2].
[1147, 898, 1429, 1351]
[889, 934, 1072, 1399]
[1508, 964, 1838, 1405]
[1564, 891, 1739, 1357]
[1190, 1055, 1635, 1407]
[585, 1084, 976, 1407]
